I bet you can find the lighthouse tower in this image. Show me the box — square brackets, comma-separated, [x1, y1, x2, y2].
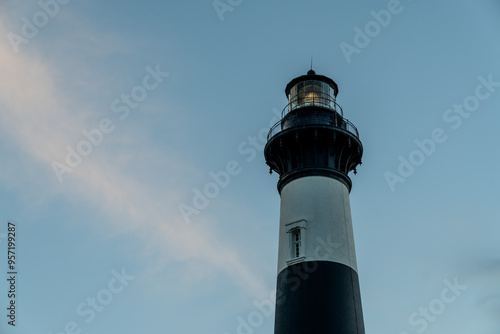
[264, 70, 365, 333]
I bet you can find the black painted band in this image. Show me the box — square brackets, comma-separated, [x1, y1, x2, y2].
[277, 167, 352, 194]
[274, 261, 365, 334]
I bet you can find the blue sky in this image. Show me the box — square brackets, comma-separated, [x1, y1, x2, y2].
[0, 0, 500, 333]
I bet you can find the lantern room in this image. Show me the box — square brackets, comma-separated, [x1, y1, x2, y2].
[284, 69, 339, 113]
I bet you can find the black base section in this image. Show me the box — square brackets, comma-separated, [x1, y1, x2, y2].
[275, 261, 365, 334]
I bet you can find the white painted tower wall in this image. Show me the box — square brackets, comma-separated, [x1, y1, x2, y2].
[277, 175, 358, 275]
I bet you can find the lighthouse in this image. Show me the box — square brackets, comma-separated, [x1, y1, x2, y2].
[264, 69, 365, 333]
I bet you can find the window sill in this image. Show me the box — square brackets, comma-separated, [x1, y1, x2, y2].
[287, 256, 306, 266]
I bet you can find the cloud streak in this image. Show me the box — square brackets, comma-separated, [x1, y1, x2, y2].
[0, 19, 268, 299]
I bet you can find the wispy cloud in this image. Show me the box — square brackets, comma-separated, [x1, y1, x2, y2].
[0, 18, 268, 299]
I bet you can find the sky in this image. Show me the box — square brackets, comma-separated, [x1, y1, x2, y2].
[0, 0, 500, 333]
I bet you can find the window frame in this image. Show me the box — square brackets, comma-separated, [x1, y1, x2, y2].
[285, 219, 307, 265]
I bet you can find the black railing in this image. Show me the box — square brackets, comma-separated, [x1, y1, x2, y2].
[268, 102, 359, 141]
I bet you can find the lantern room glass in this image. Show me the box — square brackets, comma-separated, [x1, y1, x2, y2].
[288, 80, 336, 112]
